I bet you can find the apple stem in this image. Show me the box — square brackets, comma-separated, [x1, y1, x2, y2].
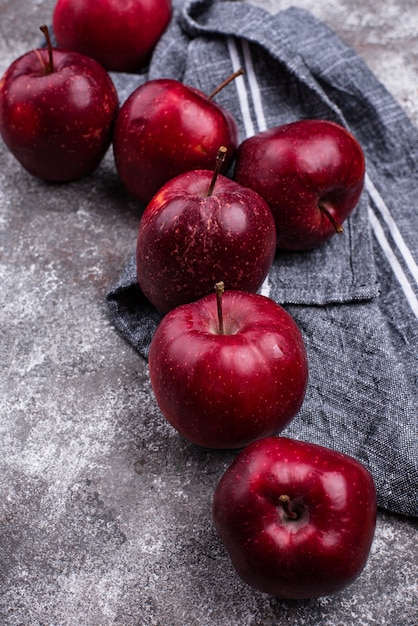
[214, 281, 225, 335]
[207, 146, 228, 197]
[319, 201, 344, 234]
[279, 495, 298, 520]
[39, 25, 54, 74]
[207, 68, 245, 101]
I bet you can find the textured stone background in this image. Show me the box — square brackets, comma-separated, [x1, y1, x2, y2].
[1, 1, 417, 625]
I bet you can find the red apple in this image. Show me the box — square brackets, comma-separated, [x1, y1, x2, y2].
[53, 0, 172, 73]
[0, 26, 119, 182]
[213, 436, 377, 599]
[136, 148, 277, 313]
[113, 76, 240, 205]
[148, 287, 308, 449]
[234, 119, 366, 250]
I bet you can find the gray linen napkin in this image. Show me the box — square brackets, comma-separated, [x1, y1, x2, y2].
[106, 0, 418, 517]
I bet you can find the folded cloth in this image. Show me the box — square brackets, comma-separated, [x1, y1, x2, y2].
[106, 0, 418, 517]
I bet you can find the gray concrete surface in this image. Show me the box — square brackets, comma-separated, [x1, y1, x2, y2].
[1, 1, 417, 624]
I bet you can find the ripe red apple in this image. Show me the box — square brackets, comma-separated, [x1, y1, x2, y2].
[148, 286, 308, 449]
[0, 26, 119, 182]
[53, 0, 172, 73]
[234, 119, 366, 250]
[136, 148, 277, 313]
[213, 436, 377, 599]
[113, 75, 240, 205]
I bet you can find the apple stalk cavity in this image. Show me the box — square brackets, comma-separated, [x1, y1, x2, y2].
[278, 494, 299, 520]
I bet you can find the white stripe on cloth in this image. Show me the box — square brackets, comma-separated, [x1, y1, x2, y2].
[368, 206, 418, 318]
[228, 36, 271, 297]
[227, 37, 255, 138]
[365, 174, 418, 287]
[227, 37, 271, 297]
[241, 39, 267, 133]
